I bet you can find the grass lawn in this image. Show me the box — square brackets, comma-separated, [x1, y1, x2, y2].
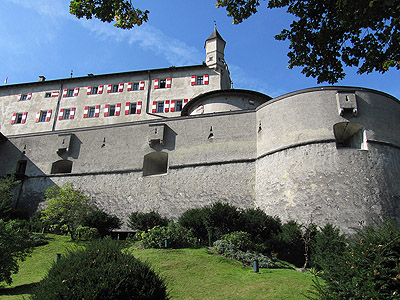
[0, 235, 315, 300]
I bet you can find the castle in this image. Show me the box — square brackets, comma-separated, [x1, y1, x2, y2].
[1, 28, 400, 233]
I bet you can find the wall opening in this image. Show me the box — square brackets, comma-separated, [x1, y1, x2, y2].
[51, 160, 73, 174]
[333, 122, 367, 150]
[16, 160, 27, 175]
[143, 152, 168, 176]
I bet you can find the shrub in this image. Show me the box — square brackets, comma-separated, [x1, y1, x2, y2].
[141, 222, 197, 249]
[220, 231, 253, 251]
[128, 211, 169, 231]
[212, 240, 289, 269]
[310, 223, 347, 270]
[74, 225, 99, 241]
[30, 238, 169, 300]
[202, 202, 242, 245]
[272, 220, 305, 267]
[81, 208, 122, 237]
[0, 174, 19, 221]
[0, 219, 33, 285]
[178, 207, 208, 244]
[310, 219, 400, 300]
[239, 208, 282, 245]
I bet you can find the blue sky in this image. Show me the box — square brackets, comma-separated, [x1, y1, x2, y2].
[1, 0, 399, 99]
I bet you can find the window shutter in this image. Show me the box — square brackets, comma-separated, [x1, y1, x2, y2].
[17, 94, 21, 101]
[118, 83, 124, 92]
[137, 101, 142, 114]
[127, 82, 132, 92]
[35, 111, 40, 123]
[87, 86, 91, 95]
[59, 109, 64, 120]
[191, 75, 196, 86]
[139, 81, 145, 90]
[125, 102, 130, 115]
[98, 85, 103, 94]
[70, 107, 76, 119]
[46, 110, 52, 122]
[95, 105, 100, 117]
[165, 100, 170, 112]
[204, 74, 209, 85]
[183, 99, 189, 108]
[154, 79, 159, 89]
[152, 101, 157, 113]
[107, 84, 112, 93]
[104, 104, 109, 117]
[73, 87, 79, 96]
[170, 100, 175, 112]
[22, 112, 27, 124]
[51, 91, 59, 97]
[27, 93, 32, 100]
[62, 89, 68, 97]
[166, 77, 171, 88]
[11, 113, 17, 124]
[83, 106, 89, 118]
[116, 103, 121, 116]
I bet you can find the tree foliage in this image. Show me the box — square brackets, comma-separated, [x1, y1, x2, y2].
[41, 183, 90, 239]
[0, 174, 19, 220]
[69, 0, 149, 29]
[0, 219, 33, 285]
[81, 208, 122, 237]
[216, 0, 400, 83]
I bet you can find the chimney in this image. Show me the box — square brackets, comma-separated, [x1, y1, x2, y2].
[38, 76, 46, 82]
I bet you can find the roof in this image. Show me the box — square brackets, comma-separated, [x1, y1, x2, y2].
[205, 27, 226, 45]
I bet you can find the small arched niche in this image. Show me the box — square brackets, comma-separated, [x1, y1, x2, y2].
[333, 122, 367, 150]
[51, 160, 73, 174]
[143, 152, 168, 176]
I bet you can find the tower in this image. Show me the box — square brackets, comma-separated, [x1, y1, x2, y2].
[205, 26, 226, 70]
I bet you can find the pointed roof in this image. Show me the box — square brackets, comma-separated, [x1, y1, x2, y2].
[205, 27, 226, 45]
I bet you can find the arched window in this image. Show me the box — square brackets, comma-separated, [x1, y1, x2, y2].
[143, 152, 168, 176]
[333, 122, 367, 150]
[51, 160, 73, 174]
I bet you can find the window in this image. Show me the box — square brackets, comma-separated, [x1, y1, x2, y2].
[45, 92, 51, 98]
[159, 79, 166, 89]
[88, 107, 95, 118]
[133, 82, 139, 90]
[91, 86, 98, 94]
[39, 111, 47, 122]
[143, 152, 168, 176]
[16, 113, 23, 124]
[130, 103, 137, 114]
[109, 105, 116, 116]
[51, 160, 73, 174]
[16, 160, 27, 175]
[63, 109, 71, 120]
[21, 94, 28, 101]
[157, 102, 164, 113]
[112, 84, 118, 93]
[67, 89, 74, 97]
[175, 100, 183, 112]
[333, 122, 367, 150]
[196, 76, 203, 85]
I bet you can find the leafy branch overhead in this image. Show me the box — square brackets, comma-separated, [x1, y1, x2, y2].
[69, 0, 400, 84]
[216, 0, 400, 83]
[69, 0, 149, 29]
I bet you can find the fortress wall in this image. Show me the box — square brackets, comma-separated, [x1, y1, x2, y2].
[19, 161, 255, 226]
[255, 88, 400, 233]
[255, 142, 400, 234]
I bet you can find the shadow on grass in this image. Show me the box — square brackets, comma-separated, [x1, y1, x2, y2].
[0, 282, 37, 296]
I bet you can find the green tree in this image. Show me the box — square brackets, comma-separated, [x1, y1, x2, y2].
[41, 183, 90, 239]
[82, 208, 122, 237]
[216, 0, 400, 83]
[69, 0, 149, 29]
[0, 174, 19, 220]
[0, 219, 33, 285]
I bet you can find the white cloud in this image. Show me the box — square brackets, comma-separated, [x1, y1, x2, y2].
[79, 20, 203, 66]
[7, 0, 71, 18]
